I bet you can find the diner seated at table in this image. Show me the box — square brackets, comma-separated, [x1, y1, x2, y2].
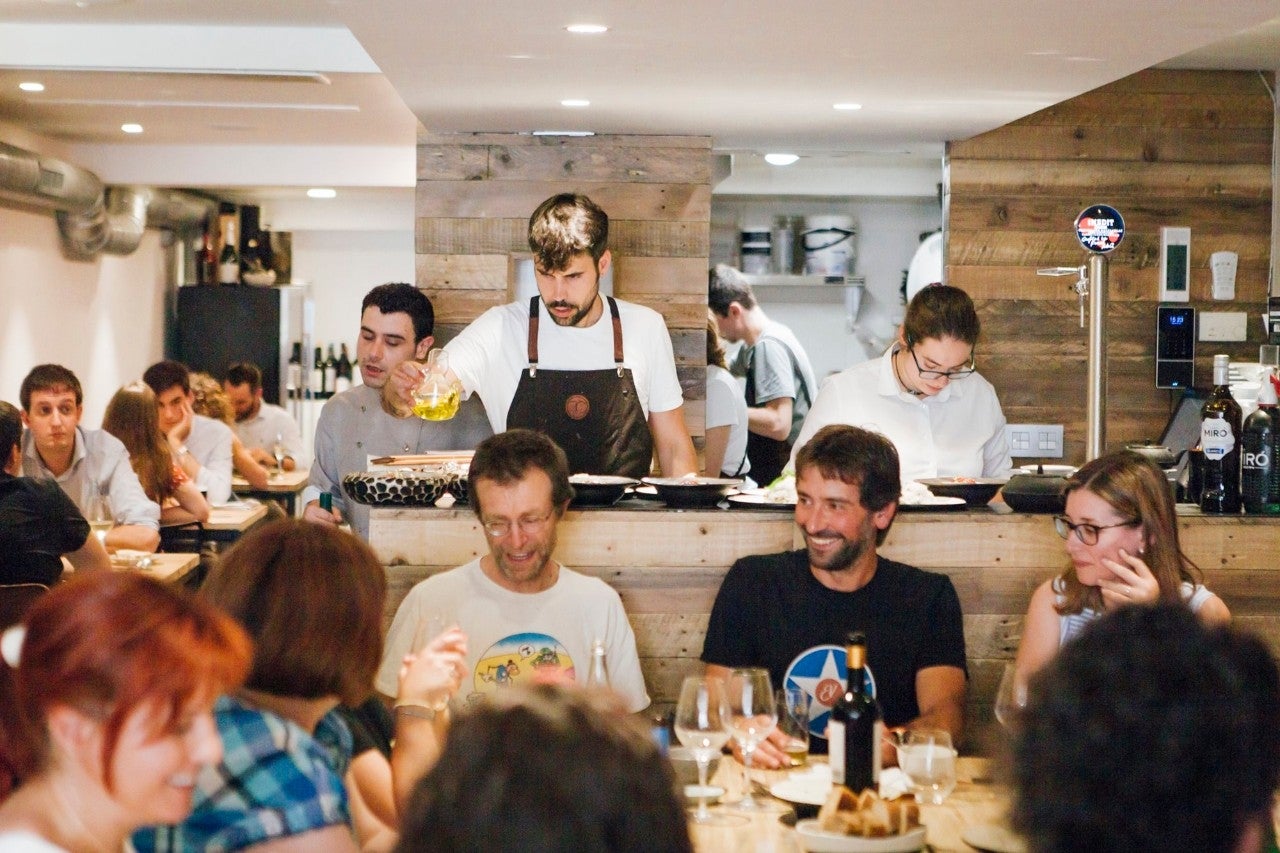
[1013, 449, 1229, 686]
[702, 424, 967, 767]
[133, 519, 468, 853]
[395, 683, 692, 853]
[223, 361, 306, 471]
[0, 572, 252, 852]
[144, 360, 240, 502]
[188, 371, 271, 491]
[0, 399, 110, 584]
[19, 363, 161, 553]
[377, 429, 650, 714]
[103, 382, 211, 526]
[1013, 603, 1280, 853]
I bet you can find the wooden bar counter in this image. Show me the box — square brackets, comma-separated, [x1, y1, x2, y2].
[369, 502, 1280, 737]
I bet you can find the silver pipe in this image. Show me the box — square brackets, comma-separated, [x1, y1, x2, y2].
[1086, 253, 1108, 460]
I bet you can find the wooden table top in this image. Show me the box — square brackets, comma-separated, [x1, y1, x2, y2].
[232, 469, 310, 492]
[109, 551, 201, 583]
[206, 501, 269, 532]
[689, 756, 1016, 853]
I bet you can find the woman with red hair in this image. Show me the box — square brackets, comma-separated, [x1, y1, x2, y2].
[0, 573, 251, 852]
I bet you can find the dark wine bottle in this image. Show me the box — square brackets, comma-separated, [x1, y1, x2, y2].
[335, 343, 353, 393]
[287, 342, 302, 399]
[312, 346, 325, 398]
[827, 631, 881, 793]
[1200, 354, 1243, 514]
[197, 230, 216, 285]
[1242, 374, 1280, 515]
[218, 216, 240, 285]
[323, 344, 338, 396]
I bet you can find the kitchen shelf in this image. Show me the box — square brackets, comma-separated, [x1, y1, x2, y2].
[743, 275, 866, 330]
[743, 274, 864, 288]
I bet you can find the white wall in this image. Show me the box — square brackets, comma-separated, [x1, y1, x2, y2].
[0, 205, 169, 425]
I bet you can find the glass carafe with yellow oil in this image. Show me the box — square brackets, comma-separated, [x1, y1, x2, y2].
[412, 348, 461, 421]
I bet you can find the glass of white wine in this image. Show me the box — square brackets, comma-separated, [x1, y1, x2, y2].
[86, 491, 113, 547]
[673, 676, 747, 826]
[272, 433, 286, 477]
[726, 667, 777, 812]
[993, 662, 1027, 730]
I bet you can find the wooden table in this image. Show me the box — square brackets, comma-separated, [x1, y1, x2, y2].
[689, 757, 1014, 853]
[204, 500, 269, 544]
[110, 552, 201, 584]
[232, 469, 309, 516]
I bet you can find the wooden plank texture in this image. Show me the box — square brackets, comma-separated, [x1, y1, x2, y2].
[415, 180, 711, 221]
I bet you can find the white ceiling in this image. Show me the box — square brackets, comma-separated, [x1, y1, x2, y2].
[0, 0, 1277, 207]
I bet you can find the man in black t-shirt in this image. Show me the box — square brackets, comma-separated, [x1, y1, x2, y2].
[0, 400, 110, 586]
[702, 424, 966, 767]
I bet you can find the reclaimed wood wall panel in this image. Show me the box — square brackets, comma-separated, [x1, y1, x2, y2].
[414, 134, 713, 443]
[947, 69, 1273, 462]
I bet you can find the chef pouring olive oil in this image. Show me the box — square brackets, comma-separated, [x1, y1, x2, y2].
[391, 193, 697, 478]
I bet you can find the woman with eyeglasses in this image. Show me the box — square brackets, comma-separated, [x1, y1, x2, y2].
[789, 284, 1012, 482]
[1013, 449, 1230, 682]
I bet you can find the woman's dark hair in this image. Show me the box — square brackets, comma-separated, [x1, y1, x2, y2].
[902, 284, 980, 347]
[705, 313, 727, 369]
[395, 684, 693, 853]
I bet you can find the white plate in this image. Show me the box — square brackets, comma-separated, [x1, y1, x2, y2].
[728, 493, 796, 509]
[960, 824, 1028, 853]
[795, 820, 926, 853]
[770, 778, 831, 807]
[1017, 464, 1076, 476]
[898, 495, 966, 511]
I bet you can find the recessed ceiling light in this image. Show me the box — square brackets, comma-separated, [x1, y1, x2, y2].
[307, 188, 337, 199]
[833, 102, 862, 111]
[561, 99, 590, 108]
[19, 82, 45, 93]
[565, 24, 608, 34]
[764, 153, 799, 166]
[120, 123, 143, 134]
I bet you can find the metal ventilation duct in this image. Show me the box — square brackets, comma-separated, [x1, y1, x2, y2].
[0, 141, 215, 260]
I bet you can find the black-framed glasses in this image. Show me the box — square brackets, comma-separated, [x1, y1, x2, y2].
[481, 510, 555, 539]
[1053, 515, 1139, 546]
[908, 344, 975, 380]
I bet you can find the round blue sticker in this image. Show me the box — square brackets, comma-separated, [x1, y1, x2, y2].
[1075, 205, 1125, 253]
[783, 644, 877, 741]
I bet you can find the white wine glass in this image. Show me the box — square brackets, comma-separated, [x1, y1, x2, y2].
[673, 676, 747, 826]
[271, 433, 286, 477]
[993, 662, 1027, 730]
[899, 728, 957, 804]
[726, 667, 777, 811]
[86, 491, 113, 547]
[414, 610, 455, 711]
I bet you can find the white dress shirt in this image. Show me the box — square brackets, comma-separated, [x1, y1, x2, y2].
[21, 426, 160, 530]
[234, 401, 306, 467]
[186, 414, 234, 504]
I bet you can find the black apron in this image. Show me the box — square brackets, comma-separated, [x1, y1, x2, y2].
[506, 296, 653, 477]
[744, 336, 808, 486]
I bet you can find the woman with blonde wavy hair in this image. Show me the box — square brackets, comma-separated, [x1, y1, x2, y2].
[1014, 449, 1230, 682]
[188, 373, 270, 491]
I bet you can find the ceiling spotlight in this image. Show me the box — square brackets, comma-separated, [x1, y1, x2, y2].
[19, 82, 45, 93]
[565, 24, 608, 34]
[307, 188, 337, 199]
[833, 102, 862, 111]
[561, 99, 590, 108]
[120, 123, 143, 134]
[764, 153, 799, 166]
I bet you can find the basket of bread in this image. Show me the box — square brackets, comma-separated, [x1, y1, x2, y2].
[795, 786, 926, 852]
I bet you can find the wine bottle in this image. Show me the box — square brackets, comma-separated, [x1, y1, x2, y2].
[827, 631, 881, 793]
[197, 230, 216, 285]
[311, 346, 325, 398]
[287, 342, 302, 399]
[323, 344, 338, 396]
[335, 343, 354, 393]
[1200, 354, 1243, 514]
[218, 216, 240, 285]
[1242, 373, 1280, 515]
[586, 638, 610, 688]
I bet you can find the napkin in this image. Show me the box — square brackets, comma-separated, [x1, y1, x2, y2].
[878, 767, 911, 800]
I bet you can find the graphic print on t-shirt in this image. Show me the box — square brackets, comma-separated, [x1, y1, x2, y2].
[784, 644, 878, 740]
[468, 631, 576, 704]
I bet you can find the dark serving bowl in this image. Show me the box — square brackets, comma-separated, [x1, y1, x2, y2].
[1001, 473, 1068, 514]
[342, 468, 461, 507]
[569, 474, 640, 507]
[641, 477, 742, 509]
[917, 477, 1008, 507]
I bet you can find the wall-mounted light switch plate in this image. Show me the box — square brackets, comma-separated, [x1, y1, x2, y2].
[1199, 311, 1247, 342]
[1006, 424, 1064, 458]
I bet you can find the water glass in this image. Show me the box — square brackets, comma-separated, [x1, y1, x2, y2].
[86, 492, 114, 546]
[993, 663, 1027, 730]
[899, 728, 957, 805]
[726, 667, 777, 811]
[775, 686, 810, 766]
[674, 676, 746, 826]
[414, 610, 455, 711]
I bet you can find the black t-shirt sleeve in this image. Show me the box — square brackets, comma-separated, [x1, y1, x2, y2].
[919, 574, 968, 674]
[701, 558, 759, 668]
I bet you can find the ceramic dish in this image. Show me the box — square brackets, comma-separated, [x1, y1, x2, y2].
[770, 778, 830, 819]
[795, 820, 927, 853]
[916, 477, 1007, 507]
[631, 484, 661, 500]
[641, 477, 742, 508]
[568, 474, 640, 507]
[1017, 464, 1076, 476]
[342, 469, 464, 506]
[728, 493, 796, 510]
[898, 495, 966, 511]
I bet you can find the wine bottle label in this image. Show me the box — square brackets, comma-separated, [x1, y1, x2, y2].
[1201, 418, 1236, 460]
[828, 720, 846, 784]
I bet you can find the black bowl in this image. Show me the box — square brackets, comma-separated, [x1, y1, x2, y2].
[641, 477, 742, 508]
[342, 470, 457, 506]
[569, 474, 640, 507]
[1002, 473, 1068, 513]
[917, 477, 1007, 507]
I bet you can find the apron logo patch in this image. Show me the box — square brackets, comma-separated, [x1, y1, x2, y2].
[565, 394, 591, 420]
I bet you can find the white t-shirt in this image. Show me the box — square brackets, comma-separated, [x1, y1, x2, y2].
[0, 830, 70, 852]
[444, 298, 685, 435]
[790, 347, 1012, 482]
[186, 414, 234, 504]
[706, 364, 750, 477]
[376, 558, 650, 713]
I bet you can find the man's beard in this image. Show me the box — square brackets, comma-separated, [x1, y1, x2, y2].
[803, 520, 875, 573]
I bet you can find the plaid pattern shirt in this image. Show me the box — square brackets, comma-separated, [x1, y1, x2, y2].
[133, 694, 353, 852]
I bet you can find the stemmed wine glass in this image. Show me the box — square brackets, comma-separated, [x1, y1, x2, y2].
[86, 491, 113, 547]
[271, 433, 286, 478]
[993, 662, 1027, 729]
[726, 667, 777, 811]
[673, 676, 747, 826]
